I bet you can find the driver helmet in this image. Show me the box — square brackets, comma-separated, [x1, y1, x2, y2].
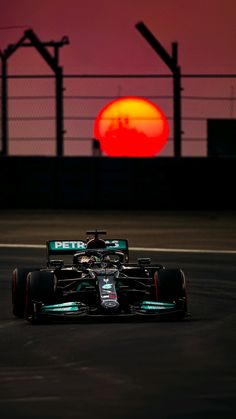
[86, 238, 106, 249]
[90, 255, 102, 263]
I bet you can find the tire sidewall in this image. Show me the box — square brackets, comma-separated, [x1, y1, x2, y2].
[12, 267, 36, 317]
[156, 268, 188, 312]
[25, 271, 56, 320]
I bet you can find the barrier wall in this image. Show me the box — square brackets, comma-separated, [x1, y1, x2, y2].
[0, 156, 235, 210]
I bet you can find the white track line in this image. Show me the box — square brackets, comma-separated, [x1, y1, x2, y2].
[0, 243, 235, 254]
[130, 247, 236, 254]
[0, 244, 45, 249]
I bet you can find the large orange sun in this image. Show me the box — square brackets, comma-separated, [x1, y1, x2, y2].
[94, 97, 169, 157]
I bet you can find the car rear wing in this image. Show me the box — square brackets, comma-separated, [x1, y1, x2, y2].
[46, 239, 129, 263]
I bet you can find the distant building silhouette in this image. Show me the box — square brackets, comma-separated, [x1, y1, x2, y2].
[92, 138, 102, 156]
[207, 119, 236, 157]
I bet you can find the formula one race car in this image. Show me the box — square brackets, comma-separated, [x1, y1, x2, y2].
[12, 230, 188, 323]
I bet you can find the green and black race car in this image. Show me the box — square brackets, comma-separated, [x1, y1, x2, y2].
[12, 230, 188, 323]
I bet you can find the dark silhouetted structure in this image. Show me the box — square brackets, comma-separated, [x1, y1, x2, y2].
[136, 21, 182, 157]
[92, 138, 102, 156]
[207, 119, 236, 156]
[0, 29, 69, 156]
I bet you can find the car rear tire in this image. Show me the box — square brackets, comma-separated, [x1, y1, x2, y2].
[25, 271, 56, 321]
[12, 268, 36, 318]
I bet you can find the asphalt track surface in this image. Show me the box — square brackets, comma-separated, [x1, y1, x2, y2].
[0, 210, 236, 419]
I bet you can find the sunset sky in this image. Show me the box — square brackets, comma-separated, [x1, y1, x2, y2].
[0, 0, 236, 156]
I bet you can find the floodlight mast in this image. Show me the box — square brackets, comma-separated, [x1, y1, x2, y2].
[0, 29, 69, 156]
[136, 21, 182, 157]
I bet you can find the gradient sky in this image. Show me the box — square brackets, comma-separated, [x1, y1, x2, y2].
[0, 0, 236, 156]
[1, 0, 235, 73]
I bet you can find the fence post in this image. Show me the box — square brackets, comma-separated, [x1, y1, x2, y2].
[136, 21, 182, 157]
[56, 66, 64, 157]
[0, 29, 68, 157]
[172, 43, 182, 157]
[1, 55, 8, 155]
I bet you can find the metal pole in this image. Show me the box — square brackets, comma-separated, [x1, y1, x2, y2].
[55, 66, 64, 157]
[173, 67, 182, 157]
[172, 42, 182, 157]
[1, 56, 8, 155]
[136, 22, 182, 157]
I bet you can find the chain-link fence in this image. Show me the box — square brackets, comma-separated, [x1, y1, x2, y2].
[1, 73, 235, 156]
